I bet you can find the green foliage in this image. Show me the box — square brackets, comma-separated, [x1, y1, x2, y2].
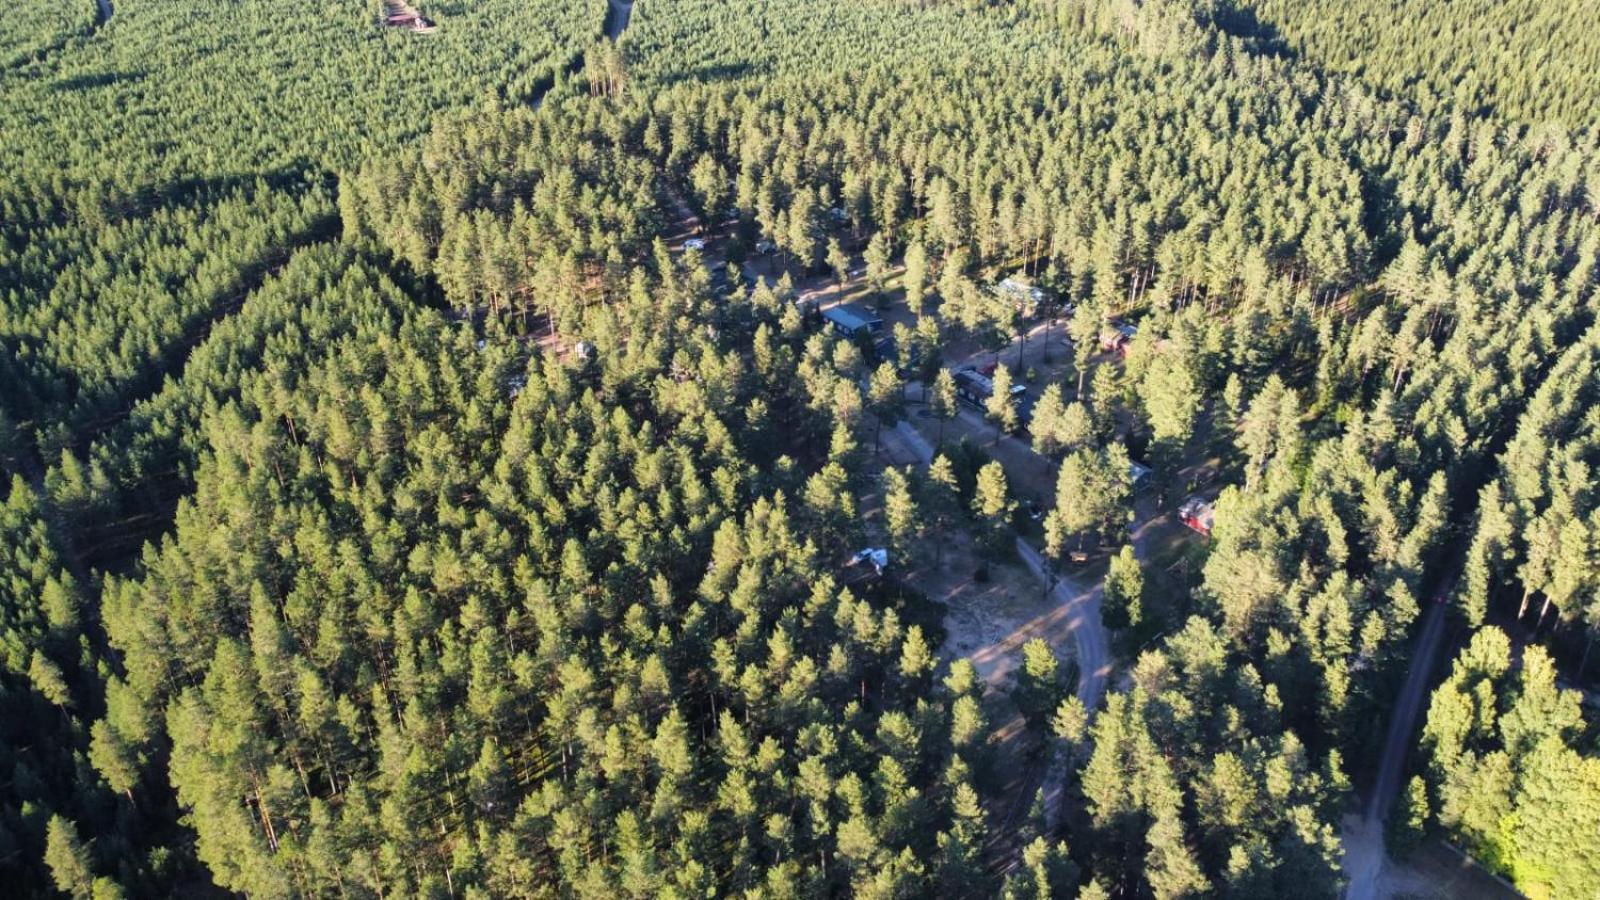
[985, 365, 1019, 438]
[74, 263, 995, 893]
[0, 0, 603, 457]
[0, 0, 96, 68]
[1014, 638, 1067, 733]
[1083, 627, 1346, 897]
[882, 466, 922, 562]
[1459, 329, 1600, 635]
[1387, 775, 1429, 858]
[972, 460, 1015, 557]
[2, 0, 602, 192]
[1046, 445, 1131, 552]
[1422, 628, 1600, 897]
[3, 0, 1600, 892]
[1103, 545, 1144, 630]
[44, 815, 95, 900]
[1252, 0, 1600, 129]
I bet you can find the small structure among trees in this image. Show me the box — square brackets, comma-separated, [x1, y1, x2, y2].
[821, 302, 884, 338]
[951, 366, 1024, 408]
[382, 1, 435, 32]
[992, 276, 1047, 316]
[1098, 321, 1137, 356]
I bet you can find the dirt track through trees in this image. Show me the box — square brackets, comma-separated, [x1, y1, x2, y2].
[1344, 567, 1460, 899]
[891, 420, 1110, 708]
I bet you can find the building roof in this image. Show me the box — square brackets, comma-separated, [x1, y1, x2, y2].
[822, 303, 882, 332]
[953, 369, 989, 393]
[995, 277, 1048, 307]
[954, 368, 1027, 405]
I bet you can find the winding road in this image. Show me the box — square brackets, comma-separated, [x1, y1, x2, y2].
[891, 420, 1111, 708]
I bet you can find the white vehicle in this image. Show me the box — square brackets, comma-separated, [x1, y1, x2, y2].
[684, 238, 707, 251]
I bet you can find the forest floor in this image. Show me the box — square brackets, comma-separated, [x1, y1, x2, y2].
[1341, 815, 1520, 900]
[864, 431, 1068, 864]
[381, 0, 435, 31]
[873, 425, 1068, 686]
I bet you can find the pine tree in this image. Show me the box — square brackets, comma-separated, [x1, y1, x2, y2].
[1015, 638, 1065, 733]
[616, 809, 662, 898]
[89, 720, 141, 799]
[936, 778, 990, 895]
[925, 455, 962, 567]
[1052, 696, 1088, 747]
[899, 626, 936, 684]
[1057, 402, 1094, 457]
[1141, 352, 1199, 460]
[29, 650, 73, 709]
[1089, 364, 1121, 439]
[986, 365, 1019, 442]
[828, 238, 851, 302]
[45, 816, 95, 900]
[1103, 546, 1143, 629]
[904, 240, 929, 319]
[1144, 810, 1210, 900]
[865, 231, 892, 296]
[1388, 776, 1429, 857]
[1049, 447, 1131, 552]
[1068, 303, 1100, 395]
[973, 461, 1014, 558]
[929, 369, 959, 445]
[868, 362, 905, 452]
[691, 153, 729, 222]
[882, 466, 921, 562]
[1030, 384, 1069, 457]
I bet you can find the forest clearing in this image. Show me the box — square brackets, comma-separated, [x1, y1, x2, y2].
[381, 0, 435, 32]
[4, 0, 1600, 897]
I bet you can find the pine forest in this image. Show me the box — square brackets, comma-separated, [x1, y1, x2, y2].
[1, 0, 1598, 897]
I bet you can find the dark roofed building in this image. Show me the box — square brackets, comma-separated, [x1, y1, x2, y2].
[952, 367, 1033, 422]
[822, 303, 884, 337]
[953, 369, 993, 405]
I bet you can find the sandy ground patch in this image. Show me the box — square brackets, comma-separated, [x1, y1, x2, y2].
[1341, 814, 1521, 900]
[868, 423, 1079, 867]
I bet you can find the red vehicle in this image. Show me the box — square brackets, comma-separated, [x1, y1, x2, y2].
[1178, 497, 1215, 537]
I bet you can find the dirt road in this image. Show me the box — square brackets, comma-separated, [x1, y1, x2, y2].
[1013, 538, 1109, 707]
[891, 420, 1110, 708]
[1344, 586, 1452, 899]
